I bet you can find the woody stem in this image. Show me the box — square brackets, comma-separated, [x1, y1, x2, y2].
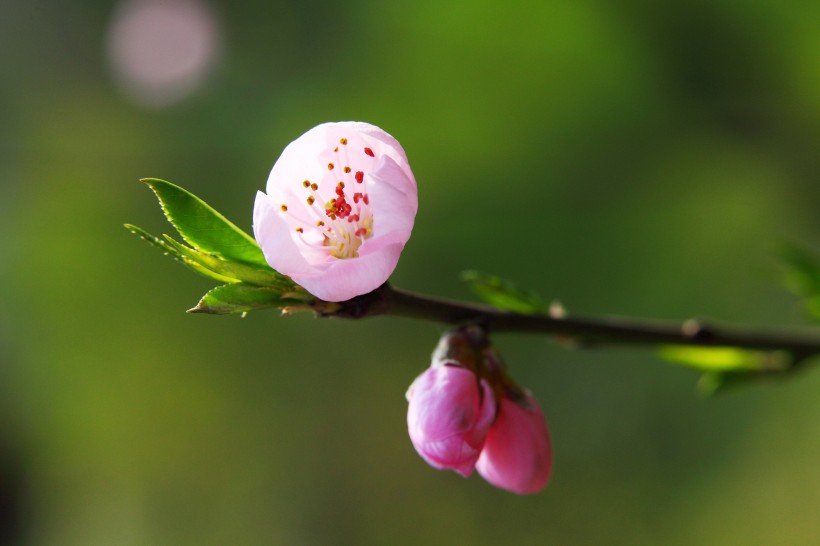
[327, 284, 820, 373]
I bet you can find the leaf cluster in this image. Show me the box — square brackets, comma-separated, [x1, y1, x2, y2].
[125, 179, 314, 315]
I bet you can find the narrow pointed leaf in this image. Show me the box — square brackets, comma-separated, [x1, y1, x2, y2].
[142, 178, 269, 268]
[161, 235, 291, 288]
[124, 224, 237, 283]
[189, 283, 307, 315]
[461, 270, 547, 315]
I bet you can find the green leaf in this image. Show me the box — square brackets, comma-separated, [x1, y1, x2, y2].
[696, 371, 744, 396]
[189, 283, 307, 315]
[779, 242, 820, 321]
[808, 296, 820, 320]
[658, 345, 789, 372]
[161, 235, 292, 288]
[124, 224, 238, 283]
[460, 270, 547, 314]
[780, 242, 820, 296]
[696, 367, 789, 396]
[142, 178, 269, 268]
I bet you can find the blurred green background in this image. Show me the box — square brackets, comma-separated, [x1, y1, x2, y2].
[1, 0, 819, 544]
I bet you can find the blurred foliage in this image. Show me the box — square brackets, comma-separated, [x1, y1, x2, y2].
[1, 0, 819, 545]
[658, 345, 788, 373]
[659, 345, 791, 397]
[461, 270, 548, 315]
[780, 242, 820, 321]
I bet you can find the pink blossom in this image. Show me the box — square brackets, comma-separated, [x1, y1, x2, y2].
[406, 364, 497, 477]
[475, 392, 553, 494]
[253, 122, 417, 302]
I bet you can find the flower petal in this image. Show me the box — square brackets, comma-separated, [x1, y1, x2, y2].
[366, 156, 418, 238]
[264, 127, 329, 198]
[407, 365, 496, 478]
[476, 393, 552, 494]
[296, 241, 403, 302]
[252, 191, 320, 277]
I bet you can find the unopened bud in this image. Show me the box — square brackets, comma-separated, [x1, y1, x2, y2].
[476, 392, 552, 494]
[406, 363, 496, 477]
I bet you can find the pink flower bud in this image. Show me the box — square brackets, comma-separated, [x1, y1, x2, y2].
[406, 364, 497, 477]
[476, 393, 552, 494]
[253, 122, 418, 302]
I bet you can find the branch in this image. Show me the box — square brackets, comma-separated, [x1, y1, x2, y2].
[324, 284, 820, 374]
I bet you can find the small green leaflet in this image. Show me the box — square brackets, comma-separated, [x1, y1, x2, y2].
[125, 224, 238, 284]
[125, 224, 292, 287]
[461, 270, 547, 314]
[780, 242, 820, 322]
[161, 235, 290, 288]
[695, 368, 787, 396]
[190, 283, 308, 315]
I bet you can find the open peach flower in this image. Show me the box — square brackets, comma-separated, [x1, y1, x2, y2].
[253, 122, 417, 302]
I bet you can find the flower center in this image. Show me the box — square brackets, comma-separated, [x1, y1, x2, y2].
[279, 137, 373, 260]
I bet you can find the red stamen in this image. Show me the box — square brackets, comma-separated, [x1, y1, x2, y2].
[364, 147, 374, 157]
[355, 171, 364, 183]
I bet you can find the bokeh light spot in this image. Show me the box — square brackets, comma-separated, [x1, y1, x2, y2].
[106, 0, 221, 109]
